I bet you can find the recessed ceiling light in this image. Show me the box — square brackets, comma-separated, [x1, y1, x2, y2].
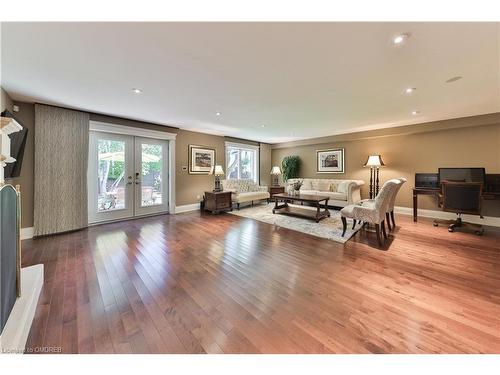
[132, 88, 143, 94]
[446, 76, 462, 83]
[412, 110, 420, 115]
[215, 112, 222, 116]
[393, 33, 410, 45]
[405, 87, 416, 94]
[261, 124, 266, 128]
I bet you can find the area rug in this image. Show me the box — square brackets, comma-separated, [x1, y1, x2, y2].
[229, 203, 361, 243]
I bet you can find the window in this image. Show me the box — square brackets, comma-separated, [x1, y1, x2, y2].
[225, 142, 259, 183]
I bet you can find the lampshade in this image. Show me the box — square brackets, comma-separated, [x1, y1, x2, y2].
[270, 166, 282, 175]
[364, 155, 385, 167]
[210, 165, 225, 176]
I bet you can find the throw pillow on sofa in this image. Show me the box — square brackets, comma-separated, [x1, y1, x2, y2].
[330, 181, 339, 192]
[318, 180, 331, 191]
[337, 181, 350, 194]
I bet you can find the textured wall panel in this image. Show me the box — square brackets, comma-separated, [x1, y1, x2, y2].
[34, 104, 89, 236]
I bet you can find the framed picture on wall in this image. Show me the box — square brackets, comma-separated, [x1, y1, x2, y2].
[317, 148, 345, 173]
[189, 145, 216, 174]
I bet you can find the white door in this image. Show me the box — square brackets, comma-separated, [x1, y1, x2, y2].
[134, 137, 169, 216]
[88, 132, 169, 224]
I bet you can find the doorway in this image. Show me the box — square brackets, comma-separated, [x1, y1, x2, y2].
[88, 130, 170, 224]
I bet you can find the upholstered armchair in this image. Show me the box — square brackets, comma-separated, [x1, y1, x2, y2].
[340, 179, 400, 247]
[356, 177, 407, 230]
[386, 177, 406, 229]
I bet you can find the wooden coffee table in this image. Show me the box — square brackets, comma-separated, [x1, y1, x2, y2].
[272, 193, 330, 223]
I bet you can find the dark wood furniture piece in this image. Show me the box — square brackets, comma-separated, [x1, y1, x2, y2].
[433, 181, 484, 235]
[485, 174, 500, 196]
[412, 172, 500, 222]
[412, 187, 441, 222]
[268, 186, 285, 202]
[272, 193, 330, 223]
[203, 191, 232, 214]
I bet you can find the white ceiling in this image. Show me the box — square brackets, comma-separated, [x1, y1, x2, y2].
[1, 22, 499, 143]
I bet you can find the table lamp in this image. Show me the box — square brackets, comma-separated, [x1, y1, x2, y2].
[270, 166, 282, 187]
[364, 155, 385, 199]
[210, 165, 225, 192]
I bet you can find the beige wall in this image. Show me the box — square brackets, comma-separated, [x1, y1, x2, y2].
[176, 129, 226, 206]
[1, 87, 13, 112]
[272, 118, 500, 217]
[259, 143, 272, 187]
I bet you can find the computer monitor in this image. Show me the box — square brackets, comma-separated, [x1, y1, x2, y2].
[438, 168, 486, 185]
[415, 173, 439, 189]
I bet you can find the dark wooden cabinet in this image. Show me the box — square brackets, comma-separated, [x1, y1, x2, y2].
[269, 186, 285, 202]
[204, 191, 232, 214]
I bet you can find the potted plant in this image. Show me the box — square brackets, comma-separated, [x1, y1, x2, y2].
[281, 155, 300, 182]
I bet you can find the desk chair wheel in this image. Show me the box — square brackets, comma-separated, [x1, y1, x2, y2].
[448, 227, 454, 233]
[433, 222, 438, 227]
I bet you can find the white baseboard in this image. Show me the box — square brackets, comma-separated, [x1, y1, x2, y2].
[394, 206, 500, 228]
[0, 264, 44, 354]
[175, 203, 200, 214]
[21, 227, 34, 240]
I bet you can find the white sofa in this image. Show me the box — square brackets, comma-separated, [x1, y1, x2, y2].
[286, 178, 365, 207]
[221, 179, 270, 209]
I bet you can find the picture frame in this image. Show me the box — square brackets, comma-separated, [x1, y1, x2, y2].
[188, 145, 216, 174]
[316, 148, 345, 173]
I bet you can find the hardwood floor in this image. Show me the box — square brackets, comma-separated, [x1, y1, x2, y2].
[22, 211, 500, 353]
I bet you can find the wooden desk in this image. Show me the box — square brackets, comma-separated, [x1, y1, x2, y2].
[412, 187, 500, 221]
[412, 187, 440, 222]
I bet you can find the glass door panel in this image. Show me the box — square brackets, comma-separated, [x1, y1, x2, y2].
[140, 143, 163, 207]
[97, 139, 126, 212]
[88, 132, 134, 223]
[134, 137, 169, 216]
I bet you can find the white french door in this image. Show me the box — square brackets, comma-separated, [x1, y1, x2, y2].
[88, 132, 169, 224]
[134, 137, 169, 216]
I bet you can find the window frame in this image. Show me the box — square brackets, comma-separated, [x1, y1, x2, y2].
[225, 141, 260, 184]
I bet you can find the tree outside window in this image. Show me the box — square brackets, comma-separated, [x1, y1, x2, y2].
[226, 146, 258, 183]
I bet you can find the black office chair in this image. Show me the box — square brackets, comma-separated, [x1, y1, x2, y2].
[433, 180, 484, 235]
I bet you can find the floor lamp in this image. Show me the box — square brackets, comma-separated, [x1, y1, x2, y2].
[364, 155, 385, 199]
